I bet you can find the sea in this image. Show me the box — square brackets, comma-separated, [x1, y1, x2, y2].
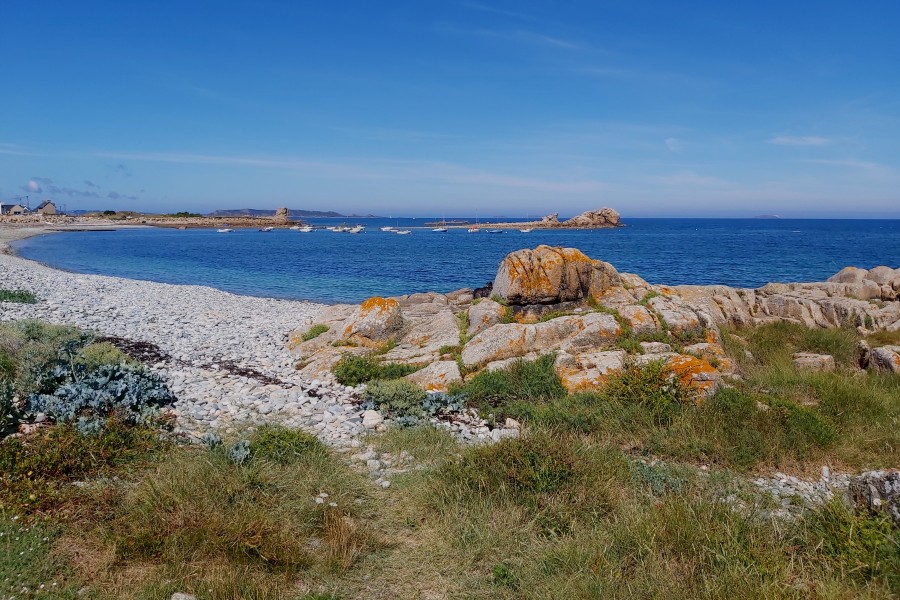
[12, 218, 900, 305]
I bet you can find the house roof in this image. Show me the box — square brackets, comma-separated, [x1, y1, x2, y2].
[36, 200, 55, 209]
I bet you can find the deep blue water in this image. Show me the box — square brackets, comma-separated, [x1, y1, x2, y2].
[12, 218, 900, 304]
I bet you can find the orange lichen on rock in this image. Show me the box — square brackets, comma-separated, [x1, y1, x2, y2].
[666, 354, 721, 400]
[342, 296, 403, 343]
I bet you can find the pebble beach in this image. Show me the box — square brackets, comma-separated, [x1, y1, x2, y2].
[0, 226, 370, 447]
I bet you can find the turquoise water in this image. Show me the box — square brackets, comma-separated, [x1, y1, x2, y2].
[13, 218, 900, 304]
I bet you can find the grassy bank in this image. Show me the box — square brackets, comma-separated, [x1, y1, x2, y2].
[1, 320, 897, 598]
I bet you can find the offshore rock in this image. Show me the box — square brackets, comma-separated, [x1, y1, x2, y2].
[492, 245, 621, 305]
[273, 206, 290, 223]
[563, 207, 622, 228]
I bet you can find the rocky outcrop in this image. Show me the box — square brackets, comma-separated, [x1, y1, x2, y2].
[273, 207, 290, 223]
[563, 207, 621, 228]
[492, 245, 621, 305]
[540, 213, 559, 224]
[289, 247, 899, 401]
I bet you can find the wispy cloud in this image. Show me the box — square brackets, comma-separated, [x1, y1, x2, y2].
[802, 158, 893, 172]
[460, 1, 534, 21]
[664, 137, 682, 153]
[0, 142, 37, 156]
[440, 25, 587, 51]
[767, 135, 831, 146]
[94, 150, 610, 193]
[651, 171, 729, 187]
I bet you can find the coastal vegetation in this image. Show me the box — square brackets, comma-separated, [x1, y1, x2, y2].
[0, 289, 37, 304]
[0, 317, 897, 598]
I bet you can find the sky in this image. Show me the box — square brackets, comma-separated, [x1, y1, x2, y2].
[1, 1, 899, 218]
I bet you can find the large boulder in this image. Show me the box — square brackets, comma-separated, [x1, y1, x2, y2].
[828, 266, 868, 284]
[460, 312, 620, 368]
[492, 245, 621, 305]
[563, 207, 621, 228]
[343, 297, 403, 344]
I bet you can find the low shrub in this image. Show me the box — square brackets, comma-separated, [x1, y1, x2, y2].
[332, 353, 420, 386]
[27, 363, 176, 433]
[362, 379, 427, 422]
[0, 289, 37, 304]
[603, 359, 688, 424]
[0, 421, 168, 514]
[453, 354, 566, 417]
[74, 341, 132, 371]
[249, 425, 328, 464]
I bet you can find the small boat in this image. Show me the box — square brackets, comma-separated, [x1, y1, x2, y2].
[290, 225, 302, 230]
[298, 226, 314, 233]
[487, 229, 504, 234]
[217, 228, 234, 233]
[259, 226, 275, 232]
[348, 226, 364, 234]
[468, 227, 479, 233]
[519, 228, 533, 233]
[432, 227, 448, 233]
[395, 229, 412, 235]
[380, 226, 395, 231]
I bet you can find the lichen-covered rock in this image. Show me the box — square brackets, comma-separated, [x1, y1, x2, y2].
[554, 350, 625, 392]
[492, 245, 621, 305]
[618, 304, 659, 334]
[405, 360, 462, 392]
[791, 352, 835, 372]
[666, 354, 722, 400]
[646, 294, 701, 335]
[849, 470, 900, 525]
[467, 299, 506, 337]
[461, 312, 620, 368]
[343, 297, 403, 344]
[870, 345, 900, 373]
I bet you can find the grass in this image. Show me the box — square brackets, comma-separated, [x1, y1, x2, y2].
[301, 323, 330, 342]
[0, 421, 169, 514]
[2, 319, 897, 599]
[0, 289, 38, 304]
[0, 517, 82, 598]
[451, 354, 567, 419]
[331, 353, 422, 386]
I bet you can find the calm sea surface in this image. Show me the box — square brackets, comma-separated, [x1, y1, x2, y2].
[12, 218, 900, 304]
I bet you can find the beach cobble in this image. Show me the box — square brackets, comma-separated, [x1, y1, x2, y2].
[0, 251, 370, 446]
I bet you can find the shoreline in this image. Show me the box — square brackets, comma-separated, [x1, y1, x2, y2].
[0, 224, 375, 448]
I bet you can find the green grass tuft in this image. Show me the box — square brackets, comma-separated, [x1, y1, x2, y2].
[301, 324, 330, 342]
[0, 289, 37, 304]
[332, 353, 421, 386]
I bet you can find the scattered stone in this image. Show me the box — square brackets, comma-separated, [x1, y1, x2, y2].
[791, 352, 836, 372]
[404, 360, 462, 392]
[849, 470, 900, 525]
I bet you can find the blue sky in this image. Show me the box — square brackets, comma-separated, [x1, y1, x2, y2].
[1, 1, 899, 217]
